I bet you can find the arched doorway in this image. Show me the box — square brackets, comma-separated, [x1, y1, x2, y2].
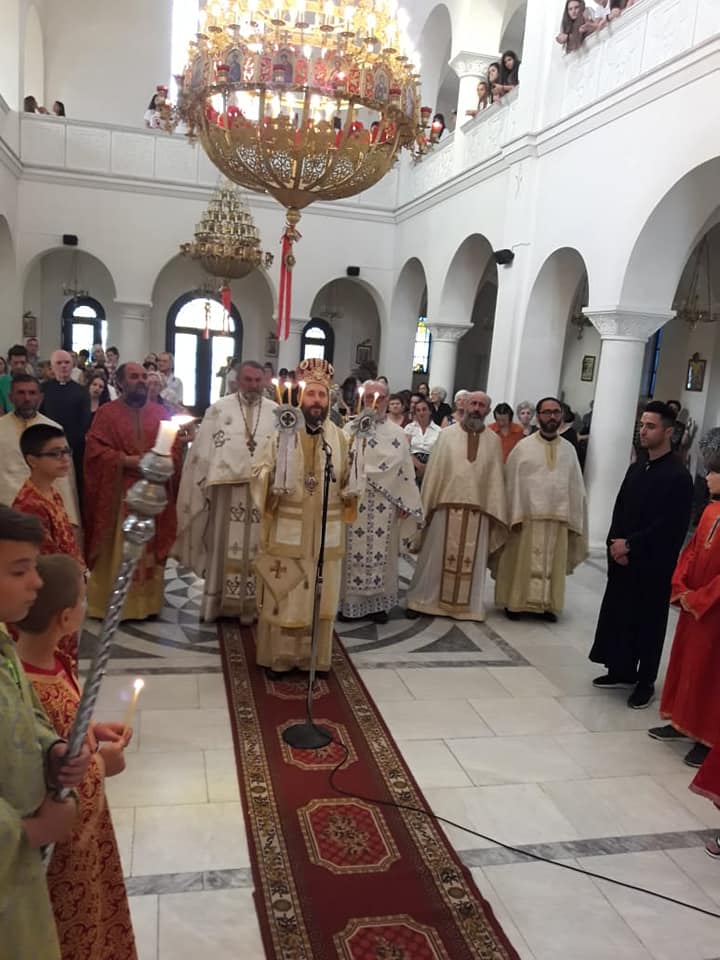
[416, 5, 454, 122]
[384, 257, 429, 391]
[0, 216, 17, 343]
[61, 296, 107, 352]
[166, 293, 242, 414]
[301, 319, 335, 364]
[309, 278, 381, 381]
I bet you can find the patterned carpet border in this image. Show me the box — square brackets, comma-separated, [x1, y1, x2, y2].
[219, 623, 520, 960]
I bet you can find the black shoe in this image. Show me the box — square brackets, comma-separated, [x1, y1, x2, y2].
[627, 683, 655, 709]
[504, 608, 522, 621]
[371, 611, 389, 624]
[542, 611, 558, 623]
[405, 608, 421, 619]
[592, 674, 636, 689]
[265, 667, 291, 681]
[648, 724, 687, 742]
[337, 612, 355, 623]
[684, 743, 711, 768]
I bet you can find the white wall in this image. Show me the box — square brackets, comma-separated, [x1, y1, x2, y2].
[559, 322, 601, 417]
[309, 279, 381, 384]
[43, 0, 172, 126]
[22, 3, 44, 104]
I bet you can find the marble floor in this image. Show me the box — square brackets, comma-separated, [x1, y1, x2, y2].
[81, 558, 720, 960]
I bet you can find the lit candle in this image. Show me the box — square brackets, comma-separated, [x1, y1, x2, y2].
[372, 391, 380, 409]
[271, 377, 282, 403]
[356, 386, 365, 414]
[153, 420, 181, 456]
[122, 678, 145, 732]
[284, 380, 292, 404]
[298, 380, 306, 405]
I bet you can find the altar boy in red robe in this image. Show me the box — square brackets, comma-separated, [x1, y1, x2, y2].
[649, 429, 720, 767]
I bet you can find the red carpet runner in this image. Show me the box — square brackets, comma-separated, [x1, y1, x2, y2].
[219, 624, 520, 960]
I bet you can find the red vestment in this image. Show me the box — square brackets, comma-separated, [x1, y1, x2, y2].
[691, 744, 720, 807]
[83, 399, 179, 568]
[660, 500, 720, 745]
[22, 653, 137, 960]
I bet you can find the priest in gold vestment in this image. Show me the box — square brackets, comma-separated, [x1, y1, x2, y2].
[405, 392, 507, 621]
[494, 396, 588, 621]
[252, 360, 356, 677]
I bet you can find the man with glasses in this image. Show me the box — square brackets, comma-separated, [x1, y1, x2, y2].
[0, 374, 80, 528]
[40, 350, 91, 500]
[494, 396, 588, 622]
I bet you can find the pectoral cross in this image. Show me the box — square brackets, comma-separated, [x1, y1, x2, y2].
[247, 438, 257, 454]
[270, 560, 287, 580]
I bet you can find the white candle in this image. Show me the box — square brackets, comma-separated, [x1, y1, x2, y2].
[153, 420, 180, 456]
[356, 386, 364, 414]
[122, 678, 145, 731]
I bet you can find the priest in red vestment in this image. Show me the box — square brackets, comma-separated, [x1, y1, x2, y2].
[83, 362, 182, 621]
[649, 429, 720, 767]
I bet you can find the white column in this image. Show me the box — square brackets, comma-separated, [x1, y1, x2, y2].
[427, 324, 470, 395]
[584, 309, 671, 550]
[277, 318, 306, 371]
[449, 51, 497, 125]
[112, 300, 151, 362]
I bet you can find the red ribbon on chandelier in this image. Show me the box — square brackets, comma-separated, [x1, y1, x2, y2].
[277, 209, 301, 341]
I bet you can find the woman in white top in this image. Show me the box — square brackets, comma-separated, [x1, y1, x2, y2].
[404, 398, 441, 487]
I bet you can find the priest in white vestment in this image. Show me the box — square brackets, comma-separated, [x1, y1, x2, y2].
[0, 375, 79, 525]
[405, 392, 507, 621]
[340, 381, 423, 623]
[173, 362, 276, 622]
[494, 397, 588, 621]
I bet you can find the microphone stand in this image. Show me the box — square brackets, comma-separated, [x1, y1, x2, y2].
[282, 430, 334, 750]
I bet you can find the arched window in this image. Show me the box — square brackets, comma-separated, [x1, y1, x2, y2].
[301, 319, 335, 363]
[166, 292, 242, 414]
[413, 318, 432, 374]
[61, 297, 107, 354]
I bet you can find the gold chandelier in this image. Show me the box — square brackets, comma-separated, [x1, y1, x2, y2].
[162, 0, 421, 337]
[180, 180, 273, 335]
[676, 234, 720, 328]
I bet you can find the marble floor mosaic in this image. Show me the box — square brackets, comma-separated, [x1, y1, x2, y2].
[82, 559, 720, 960]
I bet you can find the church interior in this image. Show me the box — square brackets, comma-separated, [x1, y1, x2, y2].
[2, 0, 720, 958]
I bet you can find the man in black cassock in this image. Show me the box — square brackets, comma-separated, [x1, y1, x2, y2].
[41, 350, 91, 499]
[590, 401, 693, 709]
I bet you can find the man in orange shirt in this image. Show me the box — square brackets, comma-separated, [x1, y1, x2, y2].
[489, 403, 525, 462]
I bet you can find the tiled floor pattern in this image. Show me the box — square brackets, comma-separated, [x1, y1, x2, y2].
[82, 560, 720, 960]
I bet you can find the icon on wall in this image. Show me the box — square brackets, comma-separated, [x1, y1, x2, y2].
[355, 341, 373, 365]
[265, 333, 279, 359]
[22, 311, 38, 338]
[686, 352, 706, 392]
[581, 354, 596, 383]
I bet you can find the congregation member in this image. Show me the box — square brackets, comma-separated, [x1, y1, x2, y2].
[41, 350, 91, 499]
[0, 505, 90, 960]
[84, 362, 183, 621]
[648, 429, 720, 768]
[158, 351, 184, 406]
[25, 335, 41, 377]
[405, 391, 507, 621]
[498, 50, 521, 94]
[0, 343, 31, 412]
[558, 402, 580, 453]
[488, 62, 504, 102]
[386, 393, 409, 427]
[174, 361, 276, 622]
[516, 400, 535, 436]
[252, 359, 356, 677]
[489, 402, 525, 461]
[340, 380, 423, 624]
[442, 389, 469, 427]
[87, 370, 112, 419]
[429, 386, 452, 426]
[494, 397, 588, 622]
[405, 397, 441, 486]
[690, 746, 720, 858]
[590, 401, 694, 709]
[556, 0, 599, 51]
[0, 374, 80, 527]
[15, 554, 137, 960]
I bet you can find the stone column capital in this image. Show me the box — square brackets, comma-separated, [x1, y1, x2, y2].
[113, 299, 152, 323]
[586, 308, 672, 342]
[427, 323, 471, 343]
[449, 51, 498, 80]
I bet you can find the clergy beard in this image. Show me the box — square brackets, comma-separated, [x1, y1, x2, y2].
[464, 413, 485, 433]
[302, 405, 328, 429]
[123, 388, 148, 408]
[240, 390, 260, 405]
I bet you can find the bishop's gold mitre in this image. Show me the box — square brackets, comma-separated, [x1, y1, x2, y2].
[297, 358, 334, 390]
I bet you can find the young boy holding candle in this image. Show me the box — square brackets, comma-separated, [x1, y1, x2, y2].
[0, 504, 91, 960]
[14, 553, 137, 960]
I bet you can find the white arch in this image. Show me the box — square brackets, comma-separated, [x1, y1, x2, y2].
[309, 276, 382, 381]
[514, 248, 588, 406]
[416, 4, 453, 113]
[379, 257, 428, 390]
[0, 216, 18, 345]
[23, 4, 44, 104]
[0, 0, 20, 108]
[620, 159, 720, 316]
[439, 234, 495, 326]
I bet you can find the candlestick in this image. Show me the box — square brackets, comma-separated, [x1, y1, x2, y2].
[284, 380, 292, 405]
[122, 678, 145, 731]
[272, 377, 283, 404]
[298, 380, 306, 405]
[153, 420, 181, 456]
[356, 386, 364, 414]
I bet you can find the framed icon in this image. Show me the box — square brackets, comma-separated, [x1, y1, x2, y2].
[265, 334, 278, 358]
[686, 353, 706, 392]
[355, 342, 372, 365]
[581, 354, 596, 382]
